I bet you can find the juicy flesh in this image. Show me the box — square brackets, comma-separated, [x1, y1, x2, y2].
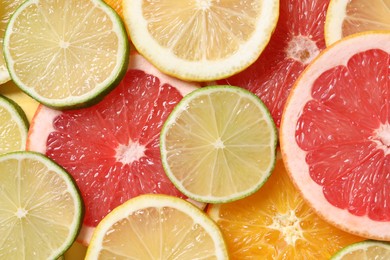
[218, 0, 328, 127]
[142, 0, 262, 61]
[0, 157, 76, 259]
[296, 49, 390, 221]
[45, 70, 186, 227]
[209, 159, 363, 259]
[339, 244, 390, 259]
[7, 0, 119, 98]
[99, 206, 217, 259]
[0, 105, 23, 153]
[343, 0, 390, 38]
[165, 90, 274, 199]
[0, 0, 24, 81]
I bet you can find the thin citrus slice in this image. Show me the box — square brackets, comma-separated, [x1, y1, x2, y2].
[85, 194, 228, 259]
[280, 32, 390, 240]
[0, 0, 25, 85]
[207, 154, 364, 259]
[0, 94, 28, 154]
[3, 0, 129, 109]
[325, 0, 390, 46]
[0, 151, 83, 259]
[122, 0, 279, 81]
[331, 240, 390, 260]
[160, 85, 277, 203]
[217, 0, 330, 127]
[27, 52, 200, 245]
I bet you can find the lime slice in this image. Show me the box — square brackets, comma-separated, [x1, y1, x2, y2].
[0, 94, 28, 154]
[3, 0, 129, 109]
[331, 240, 390, 259]
[0, 0, 25, 84]
[160, 85, 277, 203]
[0, 151, 83, 259]
[85, 194, 228, 259]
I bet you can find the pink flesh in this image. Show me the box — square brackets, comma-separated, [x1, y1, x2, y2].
[45, 69, 186, 227]
[218, 0, 329, 127]
[295, 49, 390, 221]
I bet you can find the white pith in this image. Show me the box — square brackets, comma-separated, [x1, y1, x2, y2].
[115, 141, 146, 164]
[373, 123, 390, 155]
[286, 35, 320, 65]
[280, 32, 390, 240]
[268, 210, 304, 245]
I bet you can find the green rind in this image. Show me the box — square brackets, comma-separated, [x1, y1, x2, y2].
[160, 85, 278, 204]
[0, 151, 84, 259]
[330, 240, 390, 259]
[2, 0, 130, 110]
[0, 94, 29, 152]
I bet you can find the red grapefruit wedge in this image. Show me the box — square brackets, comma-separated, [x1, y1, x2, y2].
[27, 52, 200, 245]
[280, 31, 390, 241]
[217, 0, 330, 127]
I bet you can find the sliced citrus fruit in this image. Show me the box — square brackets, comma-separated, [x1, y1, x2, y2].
[85, 194, 228, 259]
[0, 80, 39, 122]
[160, 85, 277, 203]
[331, 240, 390, 260]
[122, 0, 279, 81]
[325, 0, 390, 46]
[3, 0, 129, 109]
[217, 0, 329, 127]
[103, 0, 122, 18]
[207, 154, 364, 259]
[0, 151, 83, 259]
[280, 32, 390, 240]
[27, 52, 200, 245]
[0, 94, 28, 154]
[0, 0, 24, 85]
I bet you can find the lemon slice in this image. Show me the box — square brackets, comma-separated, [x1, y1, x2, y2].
[85, 194, 228, 259]
[0, 0, 25, 84]
[0, 94, 28, 154]
[331, 240, 390, 259]
[160, 85, 277, 203]
[325, 0, 390, 46]
[123, 0, 279, 81]
[0, 151, 83, 259]
[3, 0, 129, 109]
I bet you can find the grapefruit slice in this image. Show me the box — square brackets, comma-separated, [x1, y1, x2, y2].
[27, 52, 200, 245]
[217, 0, 330, 127]
[207, 153, 363, 259]
[280, 32, 390, 240]
[86, 194, 228, 259]
[325, 0, 390, 46]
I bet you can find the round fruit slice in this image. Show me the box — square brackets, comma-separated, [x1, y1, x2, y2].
[217, 0, 330, 127]
[325, 0, 390, 46]
[280, 32, 390, 240]
[0, 0, 24, 84]
[0, 151, 83, 259]
[160, 85, 277, 203]
[27, 52, 199, 245]
[207, 153, 364, 259]
[3, 0, 129, 109]
[123, 0, 279, 81]
[85, 194, 228, 259]
[331, 240, 390, 260]
[0, 94, 28, 154]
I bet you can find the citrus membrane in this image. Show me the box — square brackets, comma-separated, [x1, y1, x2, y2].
[0, 151, 83, 259]
[160, 85, 277, 203]
[3, 0, 129, 109]
[330, 240, 390, 260]
[280, 31, 390, 240]
[85, 194, 228, 259]
[325, 0, 390, 46]
[0, 94, 28, 154]
[123, 0, 279, 81]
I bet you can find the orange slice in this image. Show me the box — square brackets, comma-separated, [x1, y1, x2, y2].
[207, 153, 363, 259]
